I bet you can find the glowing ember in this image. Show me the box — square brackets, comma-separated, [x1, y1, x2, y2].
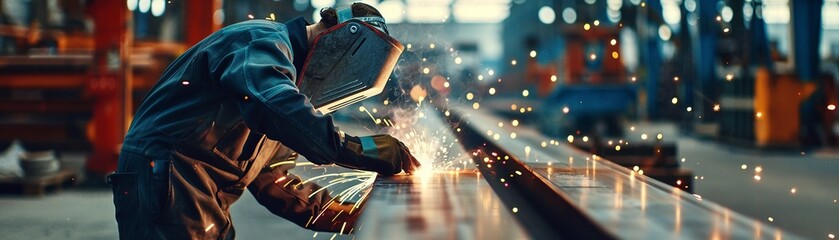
[522, 90, 530, 97]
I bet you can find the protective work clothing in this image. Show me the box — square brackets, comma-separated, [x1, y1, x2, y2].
[110, 12, 417, 239]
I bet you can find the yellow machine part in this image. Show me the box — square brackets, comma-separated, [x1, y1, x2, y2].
[754, 68, 816, 146]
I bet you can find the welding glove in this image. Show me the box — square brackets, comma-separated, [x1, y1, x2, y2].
[336, 134, 420, 176]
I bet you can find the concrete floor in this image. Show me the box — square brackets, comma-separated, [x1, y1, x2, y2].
[628, 122, 839, 240]
[0, 186, 339, 239]
[681, 137, 839, 240]
[0, 153, 353, 240]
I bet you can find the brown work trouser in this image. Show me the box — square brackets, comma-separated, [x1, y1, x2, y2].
[109, 150, 333, 239]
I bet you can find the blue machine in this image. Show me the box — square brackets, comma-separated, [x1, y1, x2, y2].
[539, 84, 637, 137]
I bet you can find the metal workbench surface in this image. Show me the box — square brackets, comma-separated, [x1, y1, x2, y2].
[450, 106, 803, 240]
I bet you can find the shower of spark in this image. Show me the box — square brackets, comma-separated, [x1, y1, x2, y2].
[385, 107, 465, 177]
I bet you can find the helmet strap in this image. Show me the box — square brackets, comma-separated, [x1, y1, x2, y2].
[336, 7, 389, 34]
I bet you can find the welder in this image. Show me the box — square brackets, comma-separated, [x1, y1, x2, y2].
[107, 3, 419, 239]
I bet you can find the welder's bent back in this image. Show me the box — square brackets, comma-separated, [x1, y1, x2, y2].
[112, 17, 346, 239]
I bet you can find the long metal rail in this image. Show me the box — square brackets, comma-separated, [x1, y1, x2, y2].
[444, 106, 803, 239]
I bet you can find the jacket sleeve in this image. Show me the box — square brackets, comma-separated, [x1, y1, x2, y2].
[215, 30, 342, 165]
[246, 148, 333, 229]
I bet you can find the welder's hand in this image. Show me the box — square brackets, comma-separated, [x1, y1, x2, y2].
[336, 134, 420, 176]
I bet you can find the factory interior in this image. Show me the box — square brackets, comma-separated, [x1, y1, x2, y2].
[1, 0, 838, 239]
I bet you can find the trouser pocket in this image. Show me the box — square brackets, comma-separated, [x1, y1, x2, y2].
[151, 159, 172, 219]
[109, 172, 140, 239]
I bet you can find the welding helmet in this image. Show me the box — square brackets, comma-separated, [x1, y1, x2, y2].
[297, 7, 404, 114]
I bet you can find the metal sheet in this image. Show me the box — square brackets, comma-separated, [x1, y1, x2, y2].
[449, 107, 803, 240]
[355, 172, 530, 240]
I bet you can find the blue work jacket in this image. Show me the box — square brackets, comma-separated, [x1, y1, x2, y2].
[115, 17, 348, 237]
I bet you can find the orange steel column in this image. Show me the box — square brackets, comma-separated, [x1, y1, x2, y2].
[185, 0, 222, 46]
[85, 0, 130, 175]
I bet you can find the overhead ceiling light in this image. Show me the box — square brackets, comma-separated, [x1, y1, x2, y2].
[127, 0, 138, 11]
[453, 3, 509, 23]
[311, 0, 335, 9]
[378, 0, 405, 24]
[406, 0, 453, 4]
[151, 0, 165, 17]
[407, 4, 450, 23]
[658, 25, 672, 41]
[138, 0, 150, 13]
[662, 1, 681, 25]
[562, 7, 577, 24]
[721, 6, 733, 22]
[538, 6, 555, 24]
